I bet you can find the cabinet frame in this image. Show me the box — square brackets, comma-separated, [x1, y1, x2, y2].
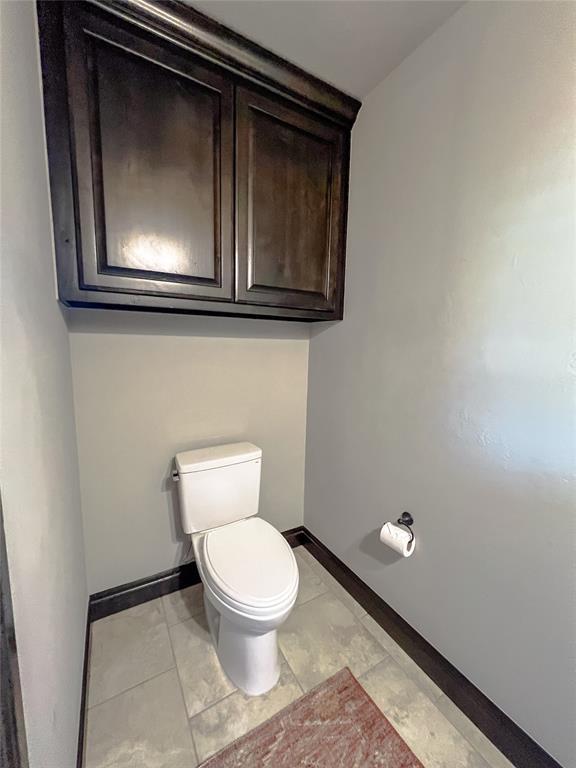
[37, 0, 359, 321]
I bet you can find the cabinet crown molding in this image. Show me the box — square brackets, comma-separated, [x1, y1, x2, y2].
[88, 0, 362, 127]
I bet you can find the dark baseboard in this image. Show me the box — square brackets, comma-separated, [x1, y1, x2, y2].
[76, 611, 91, 768]
[80, 524, 561, 768]
[281, 525, 310, 548]
[298, 526, 562, 768]
[88, 526, 308, 622]
[87, 527, 310, 622]
[88, 560, 200, 622]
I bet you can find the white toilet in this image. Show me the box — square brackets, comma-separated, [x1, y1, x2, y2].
[174, 442, 299, 696]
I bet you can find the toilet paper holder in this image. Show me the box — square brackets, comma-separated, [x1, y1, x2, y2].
[396, 512, 415, 543]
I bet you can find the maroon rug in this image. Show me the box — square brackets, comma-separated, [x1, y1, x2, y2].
[201, 667, 424, 767]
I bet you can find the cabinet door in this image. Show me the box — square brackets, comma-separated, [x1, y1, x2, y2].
[236, 87, 348, 313]
[63, 6, 233, 301]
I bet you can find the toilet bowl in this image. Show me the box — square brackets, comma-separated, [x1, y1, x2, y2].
[193, 517, 298, 695]
[174, 442, 299, 696]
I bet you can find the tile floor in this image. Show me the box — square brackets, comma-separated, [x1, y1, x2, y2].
[84, 546, 515, 768]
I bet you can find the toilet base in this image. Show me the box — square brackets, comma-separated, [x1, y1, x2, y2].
[218, 615, 280, 696]
[205, 595, 280, 696]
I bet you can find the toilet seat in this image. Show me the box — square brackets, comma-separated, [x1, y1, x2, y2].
[201, 518, 298, 617]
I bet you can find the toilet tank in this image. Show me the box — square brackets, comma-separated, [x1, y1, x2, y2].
[174, 443, 262, 533]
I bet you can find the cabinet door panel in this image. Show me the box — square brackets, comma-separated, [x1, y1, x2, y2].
[64, 7, 233, 300]
[236, 87, 347, 312]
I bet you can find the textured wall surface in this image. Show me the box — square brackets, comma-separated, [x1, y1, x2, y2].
[69, 311, 309, 593]
[305, 2, 576, 764]
[0, 3, 88, 766]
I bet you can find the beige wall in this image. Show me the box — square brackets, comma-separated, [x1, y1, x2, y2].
[305, 2, 576, 765]
[69, 311, 309, 593]
[0, 3, 88, 766]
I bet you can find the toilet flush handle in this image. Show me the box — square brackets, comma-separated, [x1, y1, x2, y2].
[172, 469, 180, 482]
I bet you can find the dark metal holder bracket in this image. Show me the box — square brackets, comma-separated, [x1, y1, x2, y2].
[396, 511, 415, 543]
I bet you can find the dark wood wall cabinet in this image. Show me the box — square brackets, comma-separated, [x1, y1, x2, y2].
[37, 0, 361, 321]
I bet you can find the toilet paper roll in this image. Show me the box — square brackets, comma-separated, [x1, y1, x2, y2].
[379, 522, 415, 557]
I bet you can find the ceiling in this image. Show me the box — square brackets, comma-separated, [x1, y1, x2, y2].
[191, 1, 464, 97]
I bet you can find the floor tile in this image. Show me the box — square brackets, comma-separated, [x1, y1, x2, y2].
[95, 600, 167, 626]
[360, 613, 443, 701]
[169, 610, 236, 718]
[436, 694, 516, 768]
[278, 591, 386, 691]
[295, 546, 367, 618]
[162, 584, 204, 626]
[359, 656, 490, 768]
[85, 669, 197, 768]
[293, 548, 329, 605]
[85, 570, 510, 768]
[326, 573, 368, 619]
[190, 655, 302, 763]
[88, 599, 174, 707]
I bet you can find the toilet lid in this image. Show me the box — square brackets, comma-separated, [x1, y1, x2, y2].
[202, 518, 298, 608]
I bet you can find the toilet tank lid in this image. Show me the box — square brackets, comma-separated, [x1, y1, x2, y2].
[175, 442, 262, 474]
